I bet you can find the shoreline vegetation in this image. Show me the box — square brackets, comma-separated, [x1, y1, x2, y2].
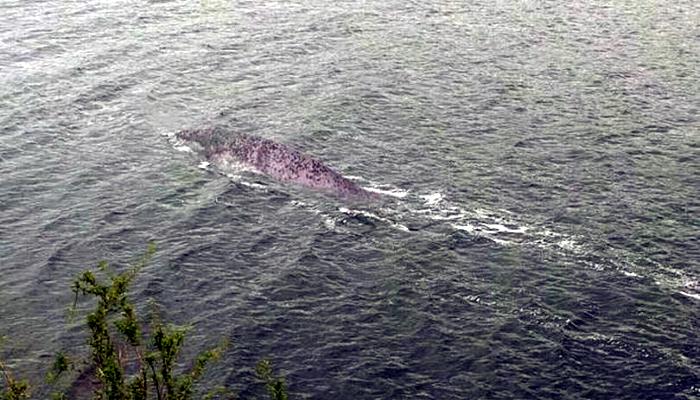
[1, 243, 288, 400]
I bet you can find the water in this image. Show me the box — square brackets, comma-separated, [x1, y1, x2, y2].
[1, 0, 698, 398]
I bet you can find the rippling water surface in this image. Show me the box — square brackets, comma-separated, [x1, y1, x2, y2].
[1, 0, 699, 398]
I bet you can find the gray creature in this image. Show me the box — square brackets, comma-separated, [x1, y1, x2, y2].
[177, 127, 378, 200]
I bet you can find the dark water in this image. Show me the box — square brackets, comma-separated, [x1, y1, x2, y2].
[1, 0, 699, 398]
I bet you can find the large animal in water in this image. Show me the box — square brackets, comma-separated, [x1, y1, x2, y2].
[176, 127, 377, 200]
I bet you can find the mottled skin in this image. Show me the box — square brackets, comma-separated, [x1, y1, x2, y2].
[177, 127, 376, 200]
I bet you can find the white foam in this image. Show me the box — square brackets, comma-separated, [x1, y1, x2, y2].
[452, 223, 477, 234]
[410, 197, 589, 252]
[290, 200, 309, 208]
[222, 172, 267, 189]
[540, 228, 562, 238]
[557, 239, 579, 251]
[451, 223, 514, 246]
[482, 223, 528, 234]
[621, 270, 641, 278]
[473, 208, 502, 220]
[239, 181, 268, 189]
[427, 212, 466, 221]
[420, 192, 444, 205]
[679, 291, 700, 300]
[491, 237, 513, 246]
[339, 207, 410, 232]
[343, 175, 369, 182]
[365, 186, 409, 198]
[174, 144, 193, 153]
[198, 161, 210, 169]
[323, 218, 336, 229]
[375, 189, 696, 302]
[683, 278, 698, 287]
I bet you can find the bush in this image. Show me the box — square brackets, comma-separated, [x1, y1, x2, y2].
[0, 352, 30, 400]
[1, 243, 288, 400]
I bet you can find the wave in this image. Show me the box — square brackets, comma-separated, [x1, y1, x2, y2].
[169, 133, 699, 302]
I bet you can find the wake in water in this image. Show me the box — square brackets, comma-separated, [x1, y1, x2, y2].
[167, 131, 699, 302]
[340, 178, 700, 303]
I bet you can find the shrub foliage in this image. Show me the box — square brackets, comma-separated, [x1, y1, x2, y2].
[1, 243, 288, 400]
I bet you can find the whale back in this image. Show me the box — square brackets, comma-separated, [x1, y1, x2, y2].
[177, 129, 375, 199]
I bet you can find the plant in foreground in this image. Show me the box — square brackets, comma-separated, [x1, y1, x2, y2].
[0, 342, 30, 400]
[255, 360, 288, 400]
[1, 243, 288, 400]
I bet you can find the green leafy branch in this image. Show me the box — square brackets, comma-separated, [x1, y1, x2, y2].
[1, 243, 288, 400]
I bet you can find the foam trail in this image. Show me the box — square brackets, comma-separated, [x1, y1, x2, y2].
[365, 186, 410, 198]
[338, 207, 410, 232]
[420, 192, 444, 205]
[170, 130, 697, 301]
[679, 291, 700, 300]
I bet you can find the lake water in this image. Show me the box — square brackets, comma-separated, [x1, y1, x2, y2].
[1, 0, 698, 398]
